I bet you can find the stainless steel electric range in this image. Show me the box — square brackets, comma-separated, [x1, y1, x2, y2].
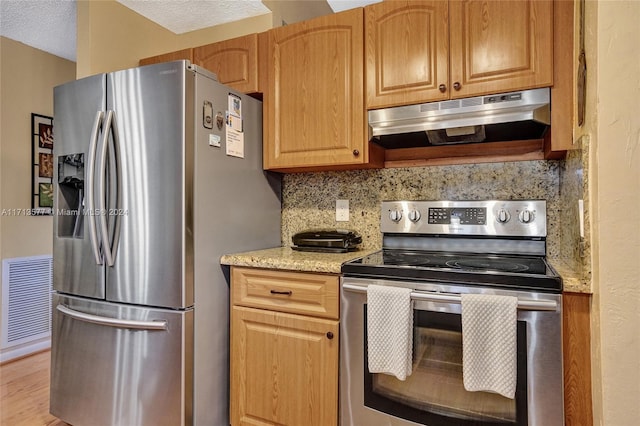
[340, 200, 564, 426]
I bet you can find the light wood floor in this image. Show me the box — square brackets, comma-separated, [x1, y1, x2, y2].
[0, 350, 68, 426]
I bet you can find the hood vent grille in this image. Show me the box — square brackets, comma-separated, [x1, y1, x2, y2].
[369, 88, 550, 148]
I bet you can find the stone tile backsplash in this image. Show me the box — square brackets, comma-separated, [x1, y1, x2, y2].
[281, 161, 563, 256]
[558, 137, 589, 284]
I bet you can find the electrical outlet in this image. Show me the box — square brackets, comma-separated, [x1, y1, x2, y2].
[336, 199, 349, 222]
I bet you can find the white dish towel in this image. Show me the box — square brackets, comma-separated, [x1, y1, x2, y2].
[367, 284, 413, 381]
[461, 293, 518, 399]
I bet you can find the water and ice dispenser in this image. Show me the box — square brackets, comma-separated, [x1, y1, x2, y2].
[57, 154, 84, 238]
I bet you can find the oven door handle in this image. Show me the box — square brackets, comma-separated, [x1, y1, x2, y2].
[342, 284, 558, 311]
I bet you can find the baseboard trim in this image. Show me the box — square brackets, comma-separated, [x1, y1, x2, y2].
[0, 339, 51, 364]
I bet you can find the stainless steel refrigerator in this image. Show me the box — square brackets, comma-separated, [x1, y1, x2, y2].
[50, 61, 281, 426]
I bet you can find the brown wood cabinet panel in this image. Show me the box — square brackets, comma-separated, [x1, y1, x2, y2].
[232, 267, 339, 319]
[364, 0, 553, 109]
[230, 305, 339, 426]
[449, 0, 553, 98]
[548, 0, 577, 156]
[384, 139, 545, 167]
[139, 48, 193, 66]
[264, 8, 380, 170]
[563, 292, 594, 426]
[193, 34, 259, 94]
[257, 31, 269, 95]
[365, 1, 449, 109]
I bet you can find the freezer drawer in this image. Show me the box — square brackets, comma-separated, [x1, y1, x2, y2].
[50, 294, 193, 426]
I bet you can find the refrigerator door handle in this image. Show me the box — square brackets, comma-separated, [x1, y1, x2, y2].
[98, 110, 115, 267]
[108, 108, 122, 263]
[87, 110, 104, 265]
[56, 304, 168, 331]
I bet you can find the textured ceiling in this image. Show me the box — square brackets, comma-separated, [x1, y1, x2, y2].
[115, 0, 271, 34]
[327, 0, 380, 12]
[0, 0, 380, 63]
[0, 0, 77, 61]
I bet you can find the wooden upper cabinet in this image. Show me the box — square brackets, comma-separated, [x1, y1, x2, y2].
[365, 1, 449, 109]
[264, 8, 382, 171]
[449, 0, 553, 98]
[193, 34, 260, 94]
[549, 0, 576, 155]
[139, 48, 193, 66]
[365, 0, 553, 109]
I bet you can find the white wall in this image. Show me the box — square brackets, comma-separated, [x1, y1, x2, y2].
[590, 1, 640, 424]
[76, 0, 273, 77]
[0, 37, 76, 360]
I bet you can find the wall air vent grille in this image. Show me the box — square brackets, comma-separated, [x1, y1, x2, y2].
[1, 255, 53, 352]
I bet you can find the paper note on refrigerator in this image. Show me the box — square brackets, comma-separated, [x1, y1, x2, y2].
[228, 93, 242, 118]
[227, 113, 243, 131]
[226, 126, 244, 158]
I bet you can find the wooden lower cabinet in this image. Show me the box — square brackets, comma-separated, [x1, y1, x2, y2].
[230, 268, 339, 426]
[229, 269, 592, 426]
[563, 292, 594, 426]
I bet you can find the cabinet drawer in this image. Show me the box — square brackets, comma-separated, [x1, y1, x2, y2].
[231, 267, 339, 319]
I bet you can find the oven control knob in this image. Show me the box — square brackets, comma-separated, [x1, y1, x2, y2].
[389, 209, 403, 222]
[408, 209, 421, 223]
[496, 208, 511, 223]
[519, 209, 535, 224]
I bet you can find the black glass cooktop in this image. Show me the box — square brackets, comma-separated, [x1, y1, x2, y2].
[342, 249, 562, 292]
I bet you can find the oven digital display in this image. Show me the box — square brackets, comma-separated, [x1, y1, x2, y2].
[428, 207, 487, 225]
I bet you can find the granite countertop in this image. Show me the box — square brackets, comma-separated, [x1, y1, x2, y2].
[221, 246, 377, 274]
[548, 258, 592, 294]
[222, 247, 592, 294]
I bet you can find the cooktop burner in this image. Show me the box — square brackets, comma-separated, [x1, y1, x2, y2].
[342, 249, 562, 292]
[379, 251, 543, 273]
[446, 258, 530, 273]
[342, 200, 563, 293]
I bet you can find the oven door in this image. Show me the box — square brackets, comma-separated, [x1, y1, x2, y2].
[340, 277, 564, 426]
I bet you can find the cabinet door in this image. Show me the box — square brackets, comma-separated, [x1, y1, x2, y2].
[230, 306, 339, 426]
[449, 0, 553, 98]
[264, 8, 367, 170]
[139, 48, 193, 66]
[193, 34, 259, 94]
[365, 1, 449, 109]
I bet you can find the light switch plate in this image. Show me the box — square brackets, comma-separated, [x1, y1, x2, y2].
[578, 199, 584, 238]
[336, 199, 349, 222]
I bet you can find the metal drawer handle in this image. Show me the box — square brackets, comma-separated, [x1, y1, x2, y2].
[342, 284, 558, 312]
[270, 289, 293, 296]
[57, 305, 168, 330]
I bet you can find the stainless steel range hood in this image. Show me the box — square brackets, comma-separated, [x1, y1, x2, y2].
[369, 88, 550, 148]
